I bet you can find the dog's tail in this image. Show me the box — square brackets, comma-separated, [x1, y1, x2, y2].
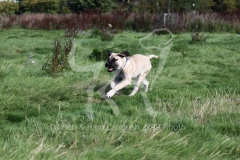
[147, 55, 158, 59]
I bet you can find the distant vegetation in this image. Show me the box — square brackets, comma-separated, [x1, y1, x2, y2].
[1, 0, 240, 15]
[1, 11, 240, 34]
[1, 0, 240, 33]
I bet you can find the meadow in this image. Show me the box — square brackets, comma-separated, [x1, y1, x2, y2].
[0, 28, 240, 159]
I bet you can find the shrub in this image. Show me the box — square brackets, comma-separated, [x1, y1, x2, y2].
[90, 29, 102, 38]
[89, 25, 115, 41]
[101, 25, 115, 41]
[101, 29, 114, 41]
[42, 35, 74, 76]
[89, 48, 109, 61]
[191, 26, 210, 44]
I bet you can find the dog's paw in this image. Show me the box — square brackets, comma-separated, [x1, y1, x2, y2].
[129, 90, 137, 97]
[106, 89, 116, 98]
[129, 93, 135, 97]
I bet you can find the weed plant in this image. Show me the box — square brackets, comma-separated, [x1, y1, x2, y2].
[42, 34, 74, 75]
[191, 26, 210, 44]
[101, 27, 115, 41]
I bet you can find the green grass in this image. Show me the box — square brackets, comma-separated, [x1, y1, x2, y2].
[0, 29, 240, 159]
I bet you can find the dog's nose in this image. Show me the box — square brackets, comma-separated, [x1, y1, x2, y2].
[105, 62, 109, 67]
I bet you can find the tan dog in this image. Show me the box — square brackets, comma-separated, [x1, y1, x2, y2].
[105, 50, 158, 98]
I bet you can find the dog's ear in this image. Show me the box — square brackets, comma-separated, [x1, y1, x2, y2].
[107, 50, 112, 56]
[118, 51, 130, 57]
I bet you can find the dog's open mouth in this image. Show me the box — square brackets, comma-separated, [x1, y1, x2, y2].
[107, 67, 116, 72]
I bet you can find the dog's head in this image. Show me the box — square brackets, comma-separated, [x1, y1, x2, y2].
[105, 50, 130, 72]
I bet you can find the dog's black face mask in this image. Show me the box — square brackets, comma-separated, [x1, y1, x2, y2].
[105, 57, 118, 72]
[105, 50, 130, 72]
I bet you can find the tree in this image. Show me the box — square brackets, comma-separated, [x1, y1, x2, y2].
[223, 0, 237, 11]
[137, 0, 169, 13]
[136, 0, 214, 13]
[171, 0, 215, 12]
[21, 0, 59, 13]
[194, 0, 215, 12]
[237, 0, 240, 10]
[17, 0, 25, 14]
[0, 1, 19, 15]
[212, 0, 238, 12]
[67, 0, 116, 13]
[58, 0, 71, 13]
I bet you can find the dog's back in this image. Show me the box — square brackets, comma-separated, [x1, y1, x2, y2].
[130, 54, 158, 67]
[128, 54, 157, 77]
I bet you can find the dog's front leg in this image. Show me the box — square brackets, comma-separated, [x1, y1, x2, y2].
[106, 76, 131, 98]
[110, 78, 121, 95]
[110, 72, 123, 95]
[110, 75, 122, 88]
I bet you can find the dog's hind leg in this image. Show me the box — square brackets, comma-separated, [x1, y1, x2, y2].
[142, 78, 149, 92]
[129, 72, 149, 96]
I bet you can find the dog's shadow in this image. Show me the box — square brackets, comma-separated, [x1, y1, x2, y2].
[93, 82, 131, 96]
[93, 78, 146, 98]
[114, 87, 132, 96]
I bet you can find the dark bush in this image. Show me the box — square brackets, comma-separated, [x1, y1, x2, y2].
[236, 26, 240, 34]
[89, 48, 109, 61]
[90, 29, 102, 38]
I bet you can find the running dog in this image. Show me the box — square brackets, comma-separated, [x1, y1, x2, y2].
[105, 50, 158, 98]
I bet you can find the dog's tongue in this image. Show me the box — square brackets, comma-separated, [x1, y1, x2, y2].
[108, 68, 113, 71]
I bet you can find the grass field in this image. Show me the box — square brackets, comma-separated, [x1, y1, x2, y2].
[0, 29, 240, 159]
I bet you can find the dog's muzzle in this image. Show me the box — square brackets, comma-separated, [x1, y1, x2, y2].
[105, 62, 117, 72]
[105, 59, 118, 72]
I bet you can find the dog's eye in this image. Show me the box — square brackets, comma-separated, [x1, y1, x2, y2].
[113, 58, 118, 61]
